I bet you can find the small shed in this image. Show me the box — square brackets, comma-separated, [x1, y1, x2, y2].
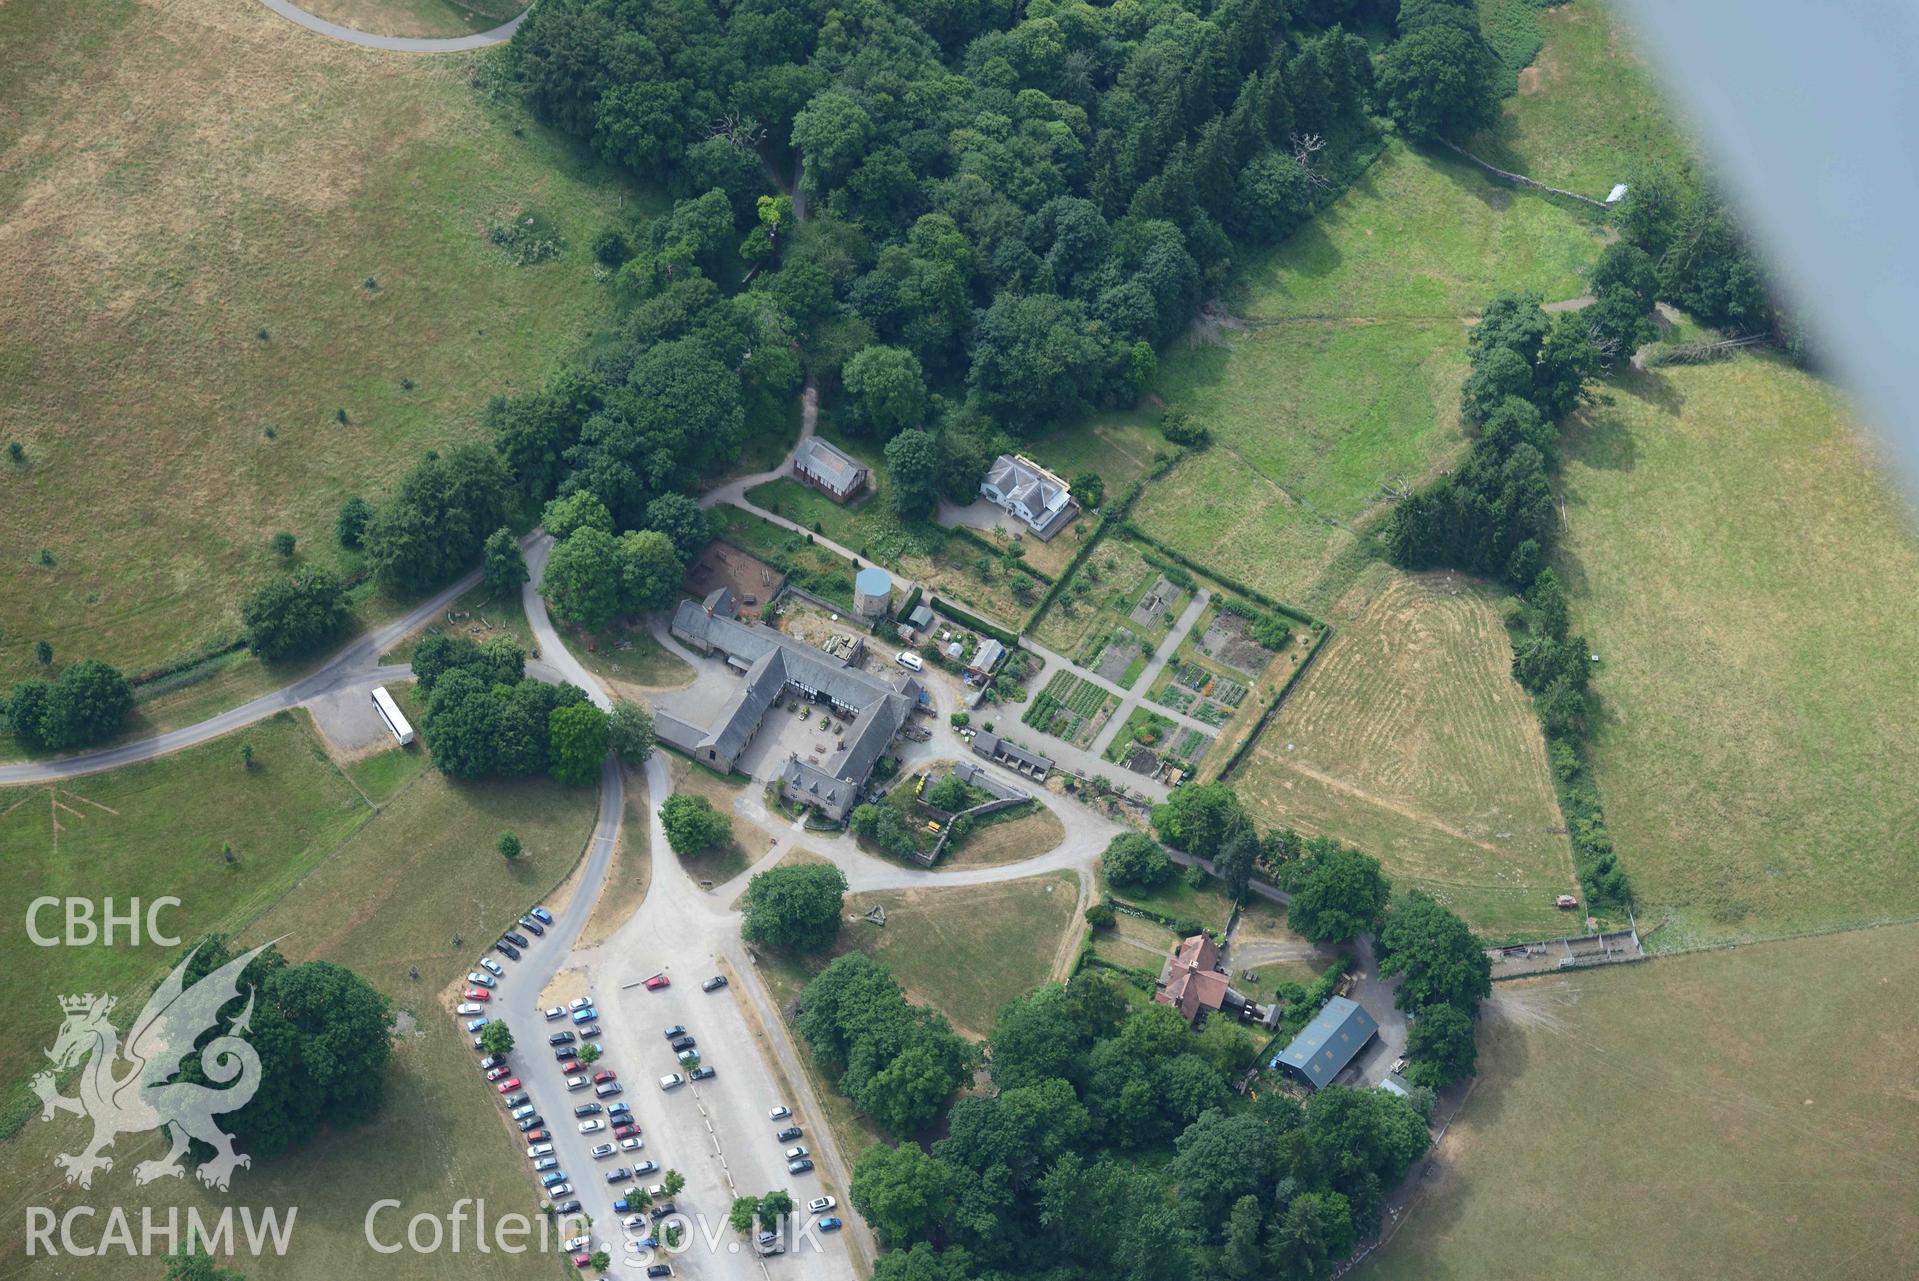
[906, 604, 934, 632]
[854, 567, 893, 617]
[1605, 182, 1630, 205]
[967, 639, 1006, 678]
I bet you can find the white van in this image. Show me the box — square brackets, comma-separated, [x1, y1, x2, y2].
[526, 1143, 554, 1159]
[895, 651, 923, 672]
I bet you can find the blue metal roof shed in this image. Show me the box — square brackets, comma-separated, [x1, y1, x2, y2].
[1271, 995, 1378, 1090]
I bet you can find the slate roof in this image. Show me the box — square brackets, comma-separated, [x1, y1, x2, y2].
[907, 604, 934, 630]
[1272, 996, 1379, 1090]
[983, 455, 1077, 535]
[794, 437, 867, 494]
[968, 639, 1006, 674]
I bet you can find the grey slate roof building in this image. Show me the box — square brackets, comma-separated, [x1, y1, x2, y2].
[968, 730, 1052, 779]
[980, 454, 1078, 538]
[667, 593, 919, 820]
[793, 437, 869, 502]
[1271, 995, 1379, 1090]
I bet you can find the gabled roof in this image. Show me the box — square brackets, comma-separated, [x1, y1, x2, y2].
[794, 437, 867, 492]
[969, 639, 1006, 673]
[1272, 996, 1379, 1090]
[698, 648, 785, 763]
[1156, 933, 1229, 1020]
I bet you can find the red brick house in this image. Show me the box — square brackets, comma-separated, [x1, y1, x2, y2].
[1156, 933, 1231, 1023]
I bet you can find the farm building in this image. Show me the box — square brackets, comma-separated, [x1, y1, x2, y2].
[1156, 933, 1231, 1023]
[968, 731, 1052, 780]
[966, 638, 1006, 679]
[662, 590, 920, 819]
[980, 454, 1078, 538]
[793, 437, 869, 502]
[1271, 996, 1378, 1090]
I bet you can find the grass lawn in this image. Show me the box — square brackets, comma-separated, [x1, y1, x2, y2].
[567, 620, 694, 690]
[0, 711, 369, 1123]
[1031, 537, 1171, 658]
[0, 0, 652, 685]
[711, 503, 867, 615]
[1363, 923, 1919, 1281]
[665, 755, 771, 887]
[0, 705, 598, 1273]
[748, 472, 1041, 628]
[1236, 563, 1574, 940]
[1090, 910, 1178, 977]
[1557, 357, 1919, 946]
[294, 0, 525, 39]
[1102, 867, 1238, 935]
[1469, 0, 1694, 198]
[1129, 139, 1604, 611]
[838, 871, 1081, 1038]
[380, 581, 531, 666]
[938, 801, 1066, 870]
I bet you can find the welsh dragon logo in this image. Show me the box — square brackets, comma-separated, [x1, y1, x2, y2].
[32, 942, 271, 1191]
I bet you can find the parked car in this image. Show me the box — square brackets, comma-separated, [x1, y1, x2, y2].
[622, 1214, 647, 1232]
[486, 1065, 511, 1082]
[465, 1017, 488, 1033]
[571, 1007, 598, 1024]
[689, 1065, 715, 1081]
[479, 957, 504, 977]
[533, 1156, 559, 1172]
[559, 1059, 583, 1074]
[614, 1123, 641, 1139]
[784, 1146, 808, 1160]
[661, 1025, 686, 1040]
[669, 1035, 695, 1052]
[516, 1115, 544, 1132]
[607, 1103, 632, 1119]
[564, 1235, 591, 1253]
[503, 1092, 529, 1109]
[570, 996, 594, 1011]
[494, 941, 520, 961]
[593, 1070, 617, 1084]
[590, 1142, 616, 1159]
[467, 972, 496, 989]
[776, 1127, 803, 1142]
[574, 1104, 602, 1118]
[619, 1136, 643, 1152]
[457, 1003, 484, 1017]
[702, 975, 728, 992]
[511, 1104, 537, 1121]
[659, 1073, 684, 1090]
[503, 930, 529, 948]
[518, 916, 545, 936]
[566, 1075, 588, 1091]
[579, 1119, 605, 1134]
[595, 1082, 623, 1098]
[479, 1054, 506, 1071]
[554, 1199, 582, 1215]
[572, 1252, 591, 1270]
[526, 1143, 554, 1159]
[549, 1031, 576, 1046]
[806, 1197, 836, 1214]
[631, 1159, 658, 1176]
[524, 1128, 550, 1143]
[495, 1077, 522, 1094]
[819, 1217, 842, 1233]
[895, 650, 923, 672]
[787, 1158, 814, 1174]
[540, 1171, 567, 1188]
[676, 1049, 699, 1065]
[647, 1266, 673, 1277]
[530, 906, 554, 925]
[544, 1007, 565, 1022]
[768, 1105, 791, 1120]
[644, 975, 670, 991]
[463, 988, 490, 1002]
[578, 1025, 602, 1039]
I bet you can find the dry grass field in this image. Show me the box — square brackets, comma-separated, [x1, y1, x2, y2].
[1236, 564, 1575, 939]
[0, 0, 642, 683]
[296, 0, 525, 39]
[1363, 923, 1919, 1281]
[1558, 357, 1919, 946]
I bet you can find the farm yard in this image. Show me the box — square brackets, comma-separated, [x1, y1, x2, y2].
[1022, 669, 1120, 750]
[1236, 565, 1575, 939]
[1363, 923, 1919, 1281]
[1557, 357, 1919, 946]
[0, 0, 647, 685]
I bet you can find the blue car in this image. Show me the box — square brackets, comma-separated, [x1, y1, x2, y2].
[819, 1217, 842, 1233]
[540, 1170, 567, 1188]
[531, 906, 554, 926]
[572, 1007, 598, 1025]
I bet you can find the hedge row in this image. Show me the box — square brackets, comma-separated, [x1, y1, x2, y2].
[947, 523, 1057, 585]
[1121, 522, 1319, 627]
[930, 595, 1021, 647]
[1218, 623, 1334, 782]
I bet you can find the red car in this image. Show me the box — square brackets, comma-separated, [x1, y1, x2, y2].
[485, 1066, 512, 1082]
[593, 1070, 617, 1084]
[613, 1123, 640, 1139]
[572, 1252, 591, 1269]
[559, 1060, 583, 1074]
[463, 988, 490, 1002]
[644, 974, 670, 991]
[494, 1077, 522, 1094]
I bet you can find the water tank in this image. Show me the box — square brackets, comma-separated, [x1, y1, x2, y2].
[854, 566, 893, 617]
